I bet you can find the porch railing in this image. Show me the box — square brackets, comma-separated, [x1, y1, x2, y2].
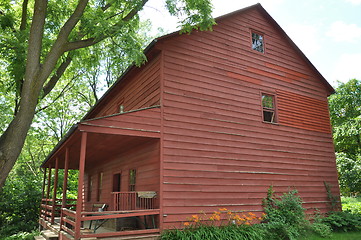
[40, 198, 77, 223]
[60, 208, 160, 239]
[112, 191, 157, 211]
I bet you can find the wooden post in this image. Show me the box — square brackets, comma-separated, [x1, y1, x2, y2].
[60, 148, 70, 230]
[46, 165, 52, 222]
[75, 132, 87, 240]
[51, 158, 59, 224]
[39, 168, 47, 219]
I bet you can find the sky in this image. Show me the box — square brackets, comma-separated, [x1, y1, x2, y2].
[140, 0, 361, 87]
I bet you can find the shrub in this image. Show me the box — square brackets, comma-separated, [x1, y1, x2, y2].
[309, 222, 332, 238]
[262, 186, 308, 240]
[321, 211, 361, 232]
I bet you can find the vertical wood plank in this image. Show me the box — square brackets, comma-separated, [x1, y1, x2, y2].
[51, 158, 59, 224]
[75, 132, 87, 240]
[60, 148, 70, 229]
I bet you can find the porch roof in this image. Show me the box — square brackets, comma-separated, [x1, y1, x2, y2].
[41, 106, 161, 169]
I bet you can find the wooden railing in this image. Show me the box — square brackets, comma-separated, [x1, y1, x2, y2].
[112, 191, 157, 211]
[40, 198, 77, 224]
[60, 208, 160, 239]
[60, 208, 76, 237]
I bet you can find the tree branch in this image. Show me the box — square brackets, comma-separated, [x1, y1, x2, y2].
[122, 0, 148, 21]
[24, 0, 47, 78]
[64, 0, 148, 52]
[20, 0, 29, 31]
[41, 54, 73, 99]
[38, 0, 89, 88]
[36, 80, 74, 114]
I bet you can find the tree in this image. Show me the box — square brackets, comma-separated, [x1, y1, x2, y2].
[329, 79, 361, 196]
[0, 0, 215, 189]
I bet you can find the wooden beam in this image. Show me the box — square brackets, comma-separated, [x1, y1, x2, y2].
[41, 168, 47, 201]
[60, 148, 70, 229]
[51, 158, 59, 224]
[46, 164, 52, 215]
[75, 132, 87, 240]
[78, 123, 160, 139]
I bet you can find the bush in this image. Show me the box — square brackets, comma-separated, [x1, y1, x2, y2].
[321, 211, 361, 232]
[1, 231, 39, 240]
[262, 186, 308, 239]
[0, 172, 41, 238]
[309, 222, 332, 238]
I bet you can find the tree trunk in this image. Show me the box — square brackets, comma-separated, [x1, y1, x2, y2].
[0, 72, 43, 188]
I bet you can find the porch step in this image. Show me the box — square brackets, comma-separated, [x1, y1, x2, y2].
[34, 235, 46, 240]
[41, 230, 59, 240]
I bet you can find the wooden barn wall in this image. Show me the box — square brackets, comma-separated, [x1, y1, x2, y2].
[93, 54, 161, 118]
[84, 139, 160, 211]
[160, 8, 339, 228]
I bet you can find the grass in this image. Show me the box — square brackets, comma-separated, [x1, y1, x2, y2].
[342, 196, 361, 214]
[299, 231, 361, 240]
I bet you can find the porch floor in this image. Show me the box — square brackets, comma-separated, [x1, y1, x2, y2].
[39, 218, 160, 240]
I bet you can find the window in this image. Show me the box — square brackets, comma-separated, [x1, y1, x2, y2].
[129, 169, 136, 192]
[97, 172, 103, 202]
[262, 94, 276, 123]
[252, 32, 264, 53]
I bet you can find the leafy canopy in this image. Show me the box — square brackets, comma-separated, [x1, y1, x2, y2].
[328, 79, 361, 196]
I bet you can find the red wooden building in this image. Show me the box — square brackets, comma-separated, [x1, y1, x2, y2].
[39, 3, 340, 239]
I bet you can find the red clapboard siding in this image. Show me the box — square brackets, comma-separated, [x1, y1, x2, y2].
[84, 139, 160, 211]
[94, 54, 161, 118]
[159, 6, 338, 228]
[277, 90, 332, 133]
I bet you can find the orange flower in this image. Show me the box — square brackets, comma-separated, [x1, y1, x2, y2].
[245, 222, 251, 225]
[191, 215, 200, 222]
[184, 222, 190, 226]
[219, 208, 228, 211]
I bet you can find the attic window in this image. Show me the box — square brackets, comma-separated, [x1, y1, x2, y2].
[252, 32, 264, 53]
[262, 94, 276, 123]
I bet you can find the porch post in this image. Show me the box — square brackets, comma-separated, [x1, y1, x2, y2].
[41, 167, 47, 203]
[40, 168, 47, 219]
[62, 148, 70, 209]
[60, 148, 70, 230]
[46, 165, 52, 222]
[75, 132, 87, 240]
[51, 158, 59, 224]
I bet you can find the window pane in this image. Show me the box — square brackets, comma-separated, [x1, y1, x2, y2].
[252, 32, 264, 53]
[262, 95, 274, 108]
[263, 110, 275, 122]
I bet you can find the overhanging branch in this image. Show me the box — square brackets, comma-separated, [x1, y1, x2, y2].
[41, 54, 73, 99]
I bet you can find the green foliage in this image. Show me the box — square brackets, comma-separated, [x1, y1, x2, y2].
[0, 168, 41, 237]
[161, 224, 266, 240]
[262, 186, 307, 240]
[342, 196, 361, 214]
[328, 79, 361, 196]
[1, 231, 40, 240]
[335, 153, 361, 196]
[309, 222, 333, 238]
[324, 181, 340, 211]
[321, 211, 361, 232]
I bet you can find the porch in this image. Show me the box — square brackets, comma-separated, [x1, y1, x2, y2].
[39, 192, 160, 239]
[39, 107, 162, 240]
